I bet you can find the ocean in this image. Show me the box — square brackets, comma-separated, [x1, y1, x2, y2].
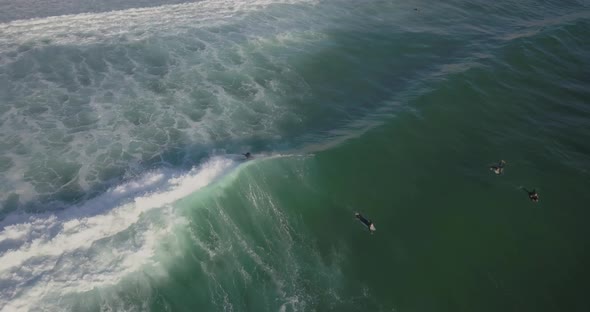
[1, 0, 589, 311]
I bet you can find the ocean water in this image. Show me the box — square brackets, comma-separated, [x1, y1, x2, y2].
[1, 0, 589, 311]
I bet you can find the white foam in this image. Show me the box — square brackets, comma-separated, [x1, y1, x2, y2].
[0, 156, 236, 311]
[0, 0, 317, 50]
[0, 0, 323, 207]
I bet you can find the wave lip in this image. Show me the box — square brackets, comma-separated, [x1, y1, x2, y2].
[0, 156, 236, 311]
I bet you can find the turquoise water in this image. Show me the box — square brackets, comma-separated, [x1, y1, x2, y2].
[1, 0, 589, 311]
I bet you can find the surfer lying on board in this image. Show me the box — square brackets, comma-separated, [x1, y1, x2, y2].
[243, 152, 252, 159]
[522, 187, 539, 202]
[489, 160, 506, 175]
[355, 213, 376, 232]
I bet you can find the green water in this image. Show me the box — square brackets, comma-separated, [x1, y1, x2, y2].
[1, 0, 589, 311]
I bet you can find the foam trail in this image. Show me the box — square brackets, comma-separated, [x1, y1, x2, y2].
[0, 0, 317, 50]
[0, 157, 236, 311]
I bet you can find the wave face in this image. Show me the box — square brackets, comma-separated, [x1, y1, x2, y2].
[1, 0, 590, 311]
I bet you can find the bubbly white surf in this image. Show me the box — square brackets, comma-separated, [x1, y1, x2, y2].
[0, 157, 236, 311]
[0, 0, 324, 208]
[0, 0, 318, 49]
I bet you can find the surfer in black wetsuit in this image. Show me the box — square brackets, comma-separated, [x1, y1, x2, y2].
[489, 160, 506, 175]
[522, 188, 539, 202]
[243, 152, 251, 159]
[355, 213, 376, 232]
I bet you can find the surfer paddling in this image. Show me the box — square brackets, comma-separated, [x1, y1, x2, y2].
[489, 160, 506, 175]
[355, 212, 376, 233]
[243, 152, 252, 159]
[522, 188, 539, 202]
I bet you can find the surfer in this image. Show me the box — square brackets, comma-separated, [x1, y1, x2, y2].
[522, 188, 539, 202]
[243, 152, 252, 159]
[355, 212, 376, 232]
[489, 160, 506, 175]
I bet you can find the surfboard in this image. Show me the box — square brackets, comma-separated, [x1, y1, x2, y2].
[355, 213, 376, 232]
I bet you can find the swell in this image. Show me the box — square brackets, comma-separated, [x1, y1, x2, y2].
[2, 0, 589, 215]
[0, 2, 589, 310]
